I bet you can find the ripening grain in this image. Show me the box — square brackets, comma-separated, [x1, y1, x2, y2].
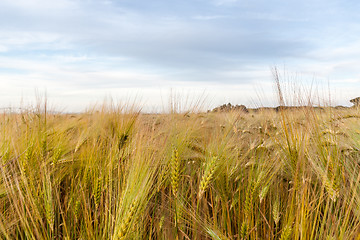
[0, 101, 359, 239]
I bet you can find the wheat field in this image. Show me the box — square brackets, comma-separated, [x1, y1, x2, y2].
[0, 97, 360, 239]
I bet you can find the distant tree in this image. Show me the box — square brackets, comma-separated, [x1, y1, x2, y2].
[350, 97, 360, 107]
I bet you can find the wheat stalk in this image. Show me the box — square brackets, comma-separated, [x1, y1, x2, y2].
[44, 172, 54, 233]
[323, 176, 339, 202]
[117, 199, 138, 239]
[240, 221, 248, 239]
[21, 144, 34, 184]
[74, 199, 81, 221]
[93, 177, 102, 208]
[245, 181, 257, 219]
[41, 135, 47, 159]
[198, 156, 218, 199]
[52, 147, 62, 164]
[279, 223, 292, 240]
[259, 185, 269, 203]
[272, 196, 280, 225]
[170, 148, 180, 196]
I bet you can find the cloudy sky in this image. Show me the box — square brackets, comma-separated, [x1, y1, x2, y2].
[0, 0, 359, 112]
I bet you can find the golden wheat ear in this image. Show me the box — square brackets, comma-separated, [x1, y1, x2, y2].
[198, 156, 218, 199]
[170, 147, 180, 196]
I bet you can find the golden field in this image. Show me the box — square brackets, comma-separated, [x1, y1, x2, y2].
[0, 100, 360, 239]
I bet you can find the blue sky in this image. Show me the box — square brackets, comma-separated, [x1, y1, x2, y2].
[0, 0, 359, 111]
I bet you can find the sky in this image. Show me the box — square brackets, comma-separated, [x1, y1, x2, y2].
[0, 0, 359, 112]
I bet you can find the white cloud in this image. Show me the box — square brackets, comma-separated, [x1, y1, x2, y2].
[0, 31, 71, 52]
[192, 15, 232, 20]
[212, 0, 239, 6]
[0, 0, 76, 11]
[0, 45, 8, 52]
[306, 39, 360, 61]
[242, 12, 309, 22]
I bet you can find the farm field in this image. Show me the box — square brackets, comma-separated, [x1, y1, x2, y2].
[1, 103, 360, 239]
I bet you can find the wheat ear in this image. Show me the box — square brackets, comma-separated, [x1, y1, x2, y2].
[170, 148, 180, 196]
[198, 156, 218, 199]
[279, 223, 292, 240]
[272, 196, 280, 225]
[117, 199, 138, 239]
